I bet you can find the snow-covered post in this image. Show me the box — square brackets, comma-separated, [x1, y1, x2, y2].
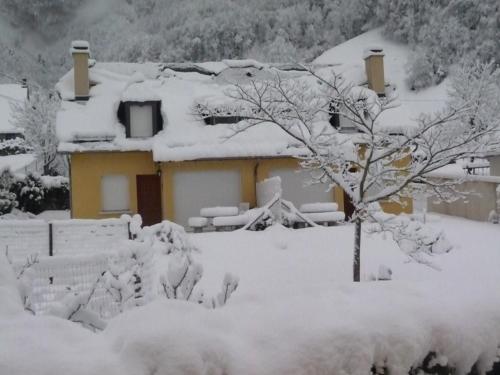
[226, 61, 500, 281]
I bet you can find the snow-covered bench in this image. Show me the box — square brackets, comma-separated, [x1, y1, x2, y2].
[299, 202, 339, 213]
[294, 211, 345, 227]
[213, 214, 249, 231]
[189, 206, 240, 232]
[293, 202, 345, 227]
[188, 217, 209, 233]
[200, 206, 239, 218]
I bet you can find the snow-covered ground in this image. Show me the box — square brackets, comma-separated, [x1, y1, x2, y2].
[2, 214, 500, 375]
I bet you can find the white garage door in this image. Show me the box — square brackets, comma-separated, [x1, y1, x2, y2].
[173, 170, 241, 228]
[269, 168, 333, 208]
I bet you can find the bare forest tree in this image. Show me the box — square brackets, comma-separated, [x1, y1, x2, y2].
[11, 87, 65, 175]
[226, 61, 500, 281]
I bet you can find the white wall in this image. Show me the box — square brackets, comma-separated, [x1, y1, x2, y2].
[428, 180, 499, 221]
[269, 168, 333, 208]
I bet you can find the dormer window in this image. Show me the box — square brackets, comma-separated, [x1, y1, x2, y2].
[118, 101, 163, 138]
[194, 102, 248, 126]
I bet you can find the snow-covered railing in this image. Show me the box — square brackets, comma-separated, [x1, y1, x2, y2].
[0, 218, 130, 260]
[51, 218, 129, 255]
[0, 220, 49, 260]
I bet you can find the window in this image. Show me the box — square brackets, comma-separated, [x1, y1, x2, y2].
[130, 104, 153, 137]
[101, 175, 129, 212]
[117, 101, 163, 138]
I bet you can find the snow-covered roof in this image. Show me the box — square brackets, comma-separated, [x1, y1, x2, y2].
[314, 28, 449, 132]
[56, 60, 310, 161]
[56, 29, 450, 161]
[0, 84, 27, 135]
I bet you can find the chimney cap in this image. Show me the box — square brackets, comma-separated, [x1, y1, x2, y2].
[363, 46, 385, 59]
[70, 40, 90, 54]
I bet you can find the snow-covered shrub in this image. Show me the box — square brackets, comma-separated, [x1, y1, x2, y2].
[40, 175, 70, 210]
[160, 253, 203, 302]
[131, 217, 197, 254]
[49, 285, 107, 332]
[367, 211, 452, 267]
[102, 242, 154, 313]
[0, 189, 17, 215]
[0, 169, 17, 215]
[160, 252, 239, 309]
[10, 173, 45, 214]
[0, 137, 33, 156]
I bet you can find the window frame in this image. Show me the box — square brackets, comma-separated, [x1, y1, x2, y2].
[118, 101, 163, 139]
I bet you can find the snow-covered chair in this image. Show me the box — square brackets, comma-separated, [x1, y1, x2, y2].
[188, 217, 208, 233]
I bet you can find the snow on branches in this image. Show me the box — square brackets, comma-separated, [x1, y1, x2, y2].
[124, 214, 197, 255]
[10, 87, 65, 175]
[226, 61, 500, 281]
[159, 252, 239, 309]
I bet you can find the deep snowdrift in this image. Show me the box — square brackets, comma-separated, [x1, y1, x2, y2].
[1, 215, 500, 375]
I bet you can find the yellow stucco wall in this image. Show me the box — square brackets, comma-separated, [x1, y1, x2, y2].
[70, 151, 157, 219]
[70, 151, 411, 221]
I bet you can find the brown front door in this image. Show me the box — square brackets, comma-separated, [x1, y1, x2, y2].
[136, 174, 162, 226]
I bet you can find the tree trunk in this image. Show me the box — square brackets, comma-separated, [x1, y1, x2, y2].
[353, 217, 361, 282]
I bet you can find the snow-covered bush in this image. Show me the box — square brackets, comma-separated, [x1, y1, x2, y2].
[160, 252, 239, 309]
[0, 189, 17, 215]
[10, 173, 45, 214]
[40, 175, 70, 210]
[160, 253, 203, 302]
[367, 210, 452, 268]
[123, 215, 240, 308]
[102, 242, 154, 313]
[0, 137, 33, 156]
[0, 169, 17, 215]
[129, 217, 197, 254]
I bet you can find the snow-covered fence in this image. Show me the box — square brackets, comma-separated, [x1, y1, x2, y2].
[0, 218, 130, 260]
[27, 253, 111, 315]
[21, 246, 155, 319]
[0, 220, 49, 260]
[51, 218, 130, 255]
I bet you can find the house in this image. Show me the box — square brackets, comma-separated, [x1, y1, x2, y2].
[0, 83, 39, 175]
[56, 34, 422, 227]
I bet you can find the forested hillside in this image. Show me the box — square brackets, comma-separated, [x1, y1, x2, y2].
[0, 0, 498, 89]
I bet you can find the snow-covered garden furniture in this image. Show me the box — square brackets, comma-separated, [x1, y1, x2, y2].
[213, 214, 249, 231]
[299, 202, 339, 213]
[188, 217, 208, 233]
[200, 206, 239, 218]
[199, 206, 240, 231]
[292, 202, 345, 228]
[295, 211, 345, 227]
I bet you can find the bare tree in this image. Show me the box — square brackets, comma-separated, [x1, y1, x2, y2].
[219, 61, 500, 281]
[10, 87, 65, 175]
